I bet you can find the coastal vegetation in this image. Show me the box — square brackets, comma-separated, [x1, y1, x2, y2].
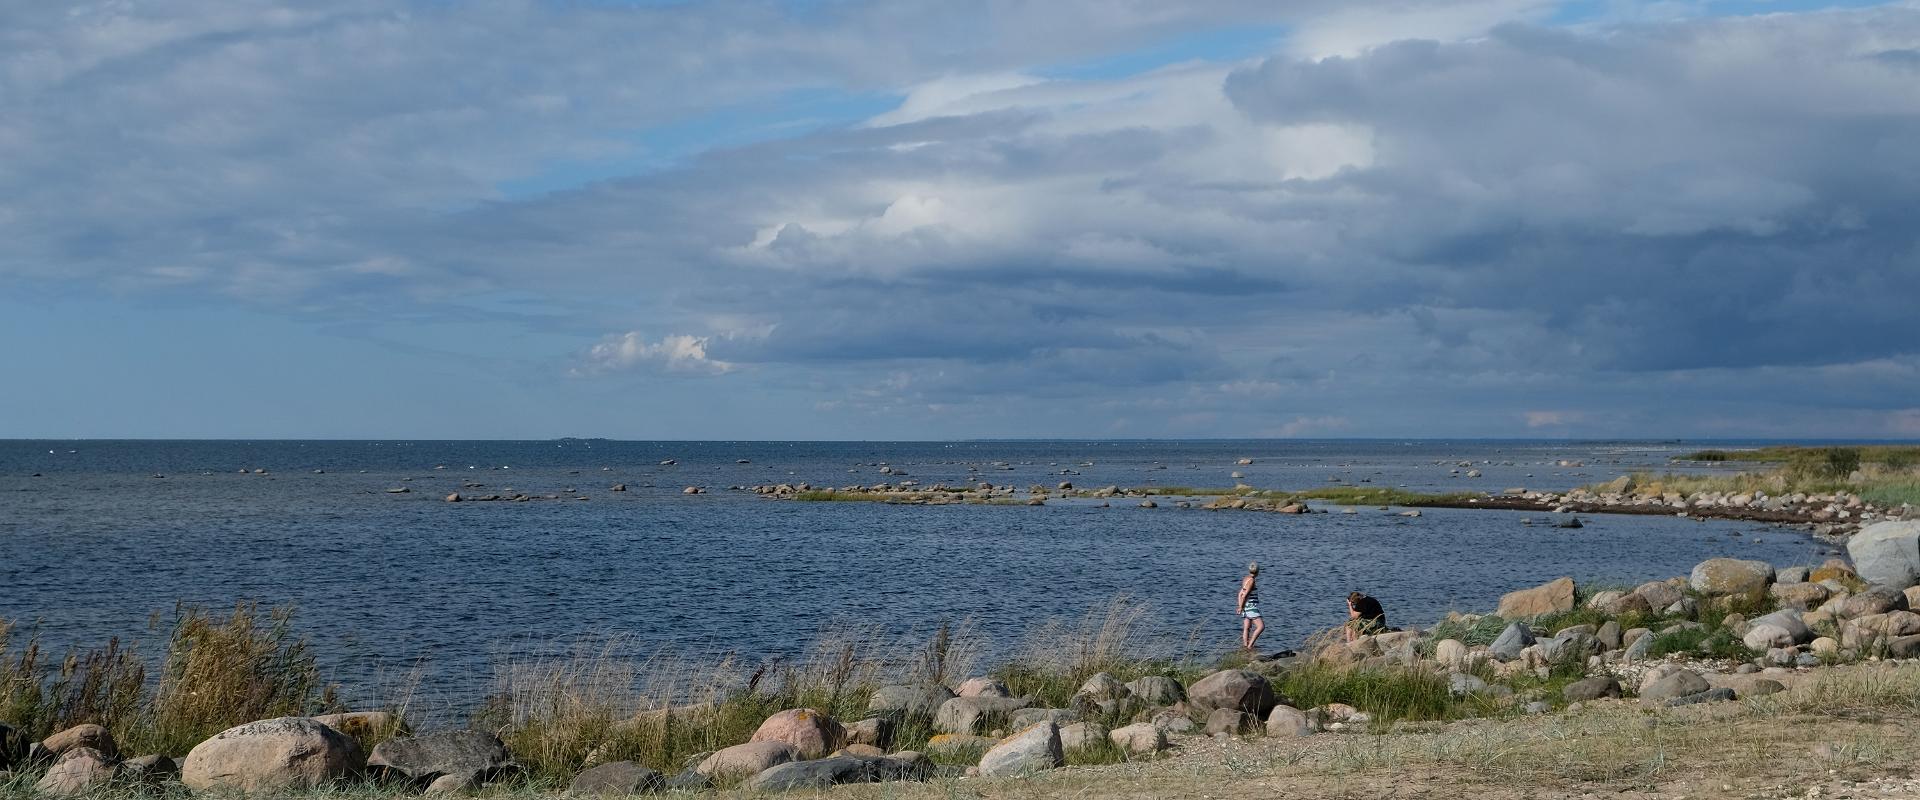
[1587, 445, 1920, 509]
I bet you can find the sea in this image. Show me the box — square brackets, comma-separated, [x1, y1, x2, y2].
[0, 439, 1827, 713]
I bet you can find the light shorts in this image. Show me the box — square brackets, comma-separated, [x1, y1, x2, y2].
[1242, 606, 1262, 620]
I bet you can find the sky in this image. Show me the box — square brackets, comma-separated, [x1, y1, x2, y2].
[3, 0, 1918, 440]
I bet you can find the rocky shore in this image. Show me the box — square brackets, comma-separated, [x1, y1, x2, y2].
[11, 519, 1920, 797]
[739, 475, 1903, 540]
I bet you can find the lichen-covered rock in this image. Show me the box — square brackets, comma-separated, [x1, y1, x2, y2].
[1587, 590, 1651, 616]
[1496, 577, 1575, 618]
[182, 717, 364, 792]
[749, 709, 846, 760]
[977, 723, 1063, 778]
[1836, 588, 1909, 618]
[1186, 669, 1278, 717]
[1690, 558, 1774, 595]
[843, 717, 894, 750]
[1633, 581, 1686, 611]
[1771, 582, 1832, 607]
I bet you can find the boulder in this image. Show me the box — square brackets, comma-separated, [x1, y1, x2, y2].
[1186, 669, 1278, 717]
[740, 755, 901, 791]
[1777, 566, 1811, 584]
[1109, 722, 1169, 755]
[35, 747, 116, 798]
[1596, 621, 1623, 651]
[1149, 709, 1196, 734]
[1622, 632, 1654, 663]
[0, 722, 25, 771]
[1905, 586, 1920, 610]
[1847, 521, 1920, 588]
[1744, 624, 1797, 650]
[120, 754, 180, 787]
[869, 684, 956, 718]
[834, 744, 885, 758]
[749, 709, 845, 760]
[1541, 631, 1598, 663]
[956, 677, 1011, 698]
[1563, 677, 1621, 703]
[1632, 581, 1686, 611]
[41, 724, 116, 760]
[1587, 591, 1651, 617]
[1836, 588, 1909, 618]
[924, 734, 998, 760]
[1747, 679, 1787, 696]
[934, 696, 1030, 735]
[844, 717, 894, 750]
[1009, 708, 1078, 729]
[1771, 583, 1831, 607]
[1433, 639, 1469, 669]
[696, 741, 798, 780]
[977, 723, 1063, 778]
[1690, 558, 1774, 595]
[1449, 673, 1491, 697]
[182, 717, 365, 792]
[1664, 687, 1738, 707]
[1754, 610, 1813, 642]
[570, 762, 664, 796]
[1264, 705, 1313, 738]
[1058, 722, 1110, 752]
[367, 730, 511, 782]
[311, 711, 406, 740]
[1203, 708, 1259, 736]
[1075, 673, 1129, 702]
[1859, 610, 1920, 637]
[1125, 676, 1185, 706]
[1488, 622, 1537, 661]
[425, 772, 477, 795]
[1640, 671, 1711, 706]
[1888, 633, 1920, 658]
[1496, 577, 1575, 618]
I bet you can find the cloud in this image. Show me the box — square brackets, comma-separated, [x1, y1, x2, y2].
[581, 333, 734, 375]
[6, 2, 1920, 436]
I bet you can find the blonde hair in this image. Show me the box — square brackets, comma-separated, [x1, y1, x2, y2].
[1247, 561, 1260, 574]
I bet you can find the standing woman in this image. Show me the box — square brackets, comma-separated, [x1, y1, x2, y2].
[1238, 562, 1265, 651]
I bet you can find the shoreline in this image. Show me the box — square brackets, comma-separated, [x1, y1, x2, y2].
[9, 526, 1920, 796]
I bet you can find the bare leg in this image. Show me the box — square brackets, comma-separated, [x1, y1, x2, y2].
[1248, 618, 1265, 652]
[1240, 616, 1253, 650]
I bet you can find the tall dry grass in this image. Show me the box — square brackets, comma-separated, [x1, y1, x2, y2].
[0, 604, 338, 756]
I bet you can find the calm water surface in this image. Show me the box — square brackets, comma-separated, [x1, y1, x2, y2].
[0, 440, 1826, 709]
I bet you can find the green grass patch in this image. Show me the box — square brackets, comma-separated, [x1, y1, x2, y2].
[1677, 445, 1920, 467]
[1275, 662, 1456, 725]
[1644, 626, 1752, 660]
[1419, 615, 1512, 648]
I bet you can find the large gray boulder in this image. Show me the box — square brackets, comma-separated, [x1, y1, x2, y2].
[182, 717, 365, 792]
[1488, 622, 1537, 661]
[570, 762, 664, 796]
[1125, 676, 1185, 706]
[1265, 705, 1313, 737]
[934, 696, 1031, 735]
[1848, 522, 1920, 589]
[1742, 610, 1813, 649]
[1835, 587, 1910, 618]
[1058, 721, 1110, 752]
[367, 729, 512, 783]
[1690, 558, 1774, 595]
[1632, 581, 1686, 610]
[1186, 670, 1278, 717]
[977, 723, 1063, 778]
[1640, 671, 1711, 706]
[1075, 673, 1129, 702]
[869, 684, 956, 718]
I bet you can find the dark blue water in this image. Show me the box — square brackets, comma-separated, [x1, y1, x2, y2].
[1, 440, 1825, 708]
